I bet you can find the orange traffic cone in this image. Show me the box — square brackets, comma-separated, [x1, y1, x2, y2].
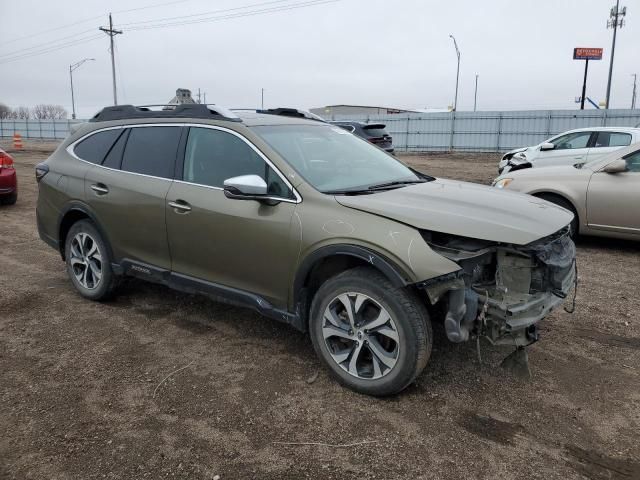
[13, 133, 23, 150]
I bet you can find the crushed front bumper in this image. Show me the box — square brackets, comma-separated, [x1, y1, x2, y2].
[421, 228, 577, 346]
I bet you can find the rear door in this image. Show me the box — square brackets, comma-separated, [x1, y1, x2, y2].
[586, 149, 640, 235]
[534, 131, 594, 167]
[585, 131, 633, 162]
[84, 125, 183, 269]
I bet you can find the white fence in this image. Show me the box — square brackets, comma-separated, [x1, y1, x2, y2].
[2, 109, 640, 152]
[328, 109, 640, 152]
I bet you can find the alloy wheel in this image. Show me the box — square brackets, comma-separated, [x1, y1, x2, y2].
[69, 232, 103, 290]
[322, 292, 400, 380]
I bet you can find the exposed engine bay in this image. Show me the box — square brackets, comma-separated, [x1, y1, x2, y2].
[419, 227, 576, 348]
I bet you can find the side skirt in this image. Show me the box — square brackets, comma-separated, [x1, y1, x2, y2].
[112, 259, 303, 331]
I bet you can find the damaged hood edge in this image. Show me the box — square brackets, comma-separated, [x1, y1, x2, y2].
[336, 178, 573, 246]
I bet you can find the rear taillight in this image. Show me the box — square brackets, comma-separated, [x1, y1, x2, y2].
[0, 152, 14, 169]
[35, 162, 49, 182]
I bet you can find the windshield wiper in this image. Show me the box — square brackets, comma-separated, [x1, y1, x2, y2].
[366, 179, 427, 191]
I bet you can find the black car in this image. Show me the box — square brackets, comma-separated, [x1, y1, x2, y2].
[330, 121, 394, 153]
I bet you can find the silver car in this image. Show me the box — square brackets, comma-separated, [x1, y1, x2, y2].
[494, 143, 640, 241]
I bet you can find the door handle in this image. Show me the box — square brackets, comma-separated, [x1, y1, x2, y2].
[574, 156, 584, 159]
[90, 183, 109, 195]
[168, 200, 192, 213]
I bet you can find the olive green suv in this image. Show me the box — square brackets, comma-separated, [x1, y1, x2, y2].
[36, 104, 576, 395]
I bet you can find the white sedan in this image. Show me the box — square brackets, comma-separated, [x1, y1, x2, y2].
[498, 127, 640, 174]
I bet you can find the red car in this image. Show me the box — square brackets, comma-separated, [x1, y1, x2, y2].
[0, 148, 17, 205]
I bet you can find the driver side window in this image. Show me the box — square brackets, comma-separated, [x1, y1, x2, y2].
[624, 150, 640, 172]
[552, 132, 592, 150]
[183, 127, 294, 199]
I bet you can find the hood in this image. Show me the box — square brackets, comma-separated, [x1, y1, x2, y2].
[504, 146, 529, 156]
[335, 179, 573, 245]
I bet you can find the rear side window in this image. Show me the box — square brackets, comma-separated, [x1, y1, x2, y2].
[594, 131, 632, 148]
[183, 127, 293, 198]
[74, 129, 121, 164]
[102, 129, 129, 169]
[121, 126, 181, 178]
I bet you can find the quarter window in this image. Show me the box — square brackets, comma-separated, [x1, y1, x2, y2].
[74, 129, 122, 164]
[183, 127, 293, 199]
[121, 126, 181, 178]
[594, 131, 632, 148]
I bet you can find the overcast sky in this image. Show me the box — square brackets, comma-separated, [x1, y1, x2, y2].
[0, 0, 638, 118]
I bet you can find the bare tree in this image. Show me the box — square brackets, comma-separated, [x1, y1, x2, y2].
[0, 103, 12, 119]
[32, 104, 68, 120]
[14, 106, 31, 119]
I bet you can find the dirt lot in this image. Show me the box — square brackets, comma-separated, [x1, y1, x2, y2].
[1, 141, 639, 480]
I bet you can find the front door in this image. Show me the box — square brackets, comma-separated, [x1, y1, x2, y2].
[586, 150, 640, 235]
[535, 131, 594, 168]
[166, 126, 300, 307]
[84, 125, 183, 268]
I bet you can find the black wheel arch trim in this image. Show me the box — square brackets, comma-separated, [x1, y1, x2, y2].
[57, 201, 115, 261]
[292, 244, 411, 308]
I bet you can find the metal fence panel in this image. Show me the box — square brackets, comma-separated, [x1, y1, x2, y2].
[325, 109, 640, 152]
[2, 110, 640, 151]
[0, 119, 85, 140]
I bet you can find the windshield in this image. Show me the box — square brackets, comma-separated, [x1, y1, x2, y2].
[252, 125, 422, 193]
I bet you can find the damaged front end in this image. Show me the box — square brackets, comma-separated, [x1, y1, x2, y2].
[418, 226, 576, 348]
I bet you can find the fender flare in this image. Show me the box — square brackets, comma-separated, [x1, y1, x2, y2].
[57, 201, 116, 264]
[292, 244, 412, 308]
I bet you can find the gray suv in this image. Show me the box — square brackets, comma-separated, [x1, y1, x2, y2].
[36, 104, 576, 395]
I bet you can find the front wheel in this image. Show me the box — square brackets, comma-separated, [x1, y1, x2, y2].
[309, 267, 432, 396]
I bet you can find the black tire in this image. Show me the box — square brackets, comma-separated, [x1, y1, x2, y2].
[309, 266, 432, 396]
[535, 193, 579, 238]
[64, 219, 117, 301]
[0, 192, 17, 205]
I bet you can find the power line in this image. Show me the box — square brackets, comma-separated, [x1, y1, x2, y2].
[1, 0, 195, 46]
[124, 0, 340, 31]
[0, 34, 104, 64]
[117, 0, 294, 27]
[0, 28, 96, 59]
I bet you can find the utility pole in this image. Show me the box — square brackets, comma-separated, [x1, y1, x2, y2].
[197, 88, 202, 104]
[449, 35, 461, 111]
[69, 58, 95, 119]
[99, 13, 123, 106]
[261, 88, 265, 109]
[605, 1, 626, 109]
[473, 74, 479, 112]
[632, 74, 637, 109]
[203, 92, 207, 105]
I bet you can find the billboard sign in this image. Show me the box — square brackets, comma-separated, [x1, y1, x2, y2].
[573, 48, 603, 60]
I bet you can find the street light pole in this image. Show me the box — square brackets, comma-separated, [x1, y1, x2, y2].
[474, 74, 479, 112]
[69, 58, 95, 120]
[449, 35, 461, 111]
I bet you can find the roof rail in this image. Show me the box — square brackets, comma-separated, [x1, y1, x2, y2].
[255, 108, 326, 123]
[89, 104, 242, 123]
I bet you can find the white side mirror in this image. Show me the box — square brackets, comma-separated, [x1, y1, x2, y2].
[540, 142, 555, 151]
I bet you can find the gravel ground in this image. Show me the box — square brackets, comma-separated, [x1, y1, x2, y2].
[1, 141, 639, 480]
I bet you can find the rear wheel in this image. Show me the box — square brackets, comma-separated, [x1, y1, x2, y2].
[309, 267, 432, 396]
[64, 220, 117, 301]
[535, 193, 578, 238]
